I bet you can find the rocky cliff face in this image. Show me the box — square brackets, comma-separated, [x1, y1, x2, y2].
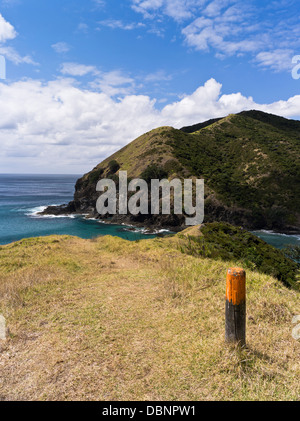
[42, 110, 300, 234]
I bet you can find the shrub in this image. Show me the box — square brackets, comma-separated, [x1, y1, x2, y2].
[88, 168, 104, 184]
[108, 160, 120, 174]
[140, 164, 168, 183]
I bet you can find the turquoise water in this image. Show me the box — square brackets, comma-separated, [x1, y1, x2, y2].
[251, 230, 300, 250]
[0, 174, 164, 245]
[0, 174, 299, 249]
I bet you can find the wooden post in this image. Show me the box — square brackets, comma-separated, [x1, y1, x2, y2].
[225, 268, 246, 346]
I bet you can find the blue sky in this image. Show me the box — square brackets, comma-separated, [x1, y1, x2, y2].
[0, 0, 299, 173]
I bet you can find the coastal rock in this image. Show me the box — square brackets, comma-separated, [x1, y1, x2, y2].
[40, 202, 76, 216]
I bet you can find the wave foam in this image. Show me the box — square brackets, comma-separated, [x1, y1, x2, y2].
[255, 230, 300, 240]
[25, 206, 76, 219]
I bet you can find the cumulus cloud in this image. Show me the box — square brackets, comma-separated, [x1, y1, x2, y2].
[0, 13, 16, 43]
[0, 77, 299, 173]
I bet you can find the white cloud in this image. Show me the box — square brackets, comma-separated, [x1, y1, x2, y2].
[0, 13, 38, 66]
[131, 0, 207, 21]
[77, 23, 89, 33]
[98, 19, 145, 30]
[255, 49, 294, 72]
[0, 78, 159, 172]
[161, 79, 300, 127]
[61, 62, 98, 76]
[0, 45, 38, 65]
[52, 42, 71, 54]
[90, 70, 136, 96]
[131, 0, 300, 73]
[131, 0, 263, 55]
[181, 5, 263, 55]
[144, 70, 172, 83]
[60, 63, 174, 95]
[203, 0, 234, 17]
[60, 64, 135, 96]
[0, 77, 299, 173]
[0, 13, 16, 43]
[93, 0, 106, 7]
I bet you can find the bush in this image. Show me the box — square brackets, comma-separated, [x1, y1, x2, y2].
[140, 164, 168, 184]
[88, 168, 104, 184]
[163, 159, 182, 175]
[108, 160, 120, 174]
[282, 245, 300, 263]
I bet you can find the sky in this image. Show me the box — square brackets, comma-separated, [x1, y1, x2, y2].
[0, 0, 299, 174]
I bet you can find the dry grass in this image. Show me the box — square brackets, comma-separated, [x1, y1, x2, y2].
[91, 126, 178, 179]
[0, 234, 299, 401]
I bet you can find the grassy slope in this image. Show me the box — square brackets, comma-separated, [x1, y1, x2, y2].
[0, 234, 299, 401]
[86, 126, 182, 181]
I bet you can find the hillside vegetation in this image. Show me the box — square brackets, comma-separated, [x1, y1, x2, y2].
[0, 232, 299, 401]
[179, 223, 299, 289]
[46, 110, 300, 233]
[171, 111, 300, 231]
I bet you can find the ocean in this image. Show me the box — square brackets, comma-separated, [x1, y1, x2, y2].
[0, 174, 164, 245]
[0, 174, 299, 249]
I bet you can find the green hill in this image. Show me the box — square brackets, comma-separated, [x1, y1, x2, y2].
[43, 110, 300, 233]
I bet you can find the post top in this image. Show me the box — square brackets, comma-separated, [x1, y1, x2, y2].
[227, 267, 245, 276]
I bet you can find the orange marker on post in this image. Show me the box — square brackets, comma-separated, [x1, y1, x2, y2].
[225, 267, 246, 346]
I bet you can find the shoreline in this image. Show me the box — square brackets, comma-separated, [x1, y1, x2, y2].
[38, 208, 300, 237]
[36, 209, 178, 235]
